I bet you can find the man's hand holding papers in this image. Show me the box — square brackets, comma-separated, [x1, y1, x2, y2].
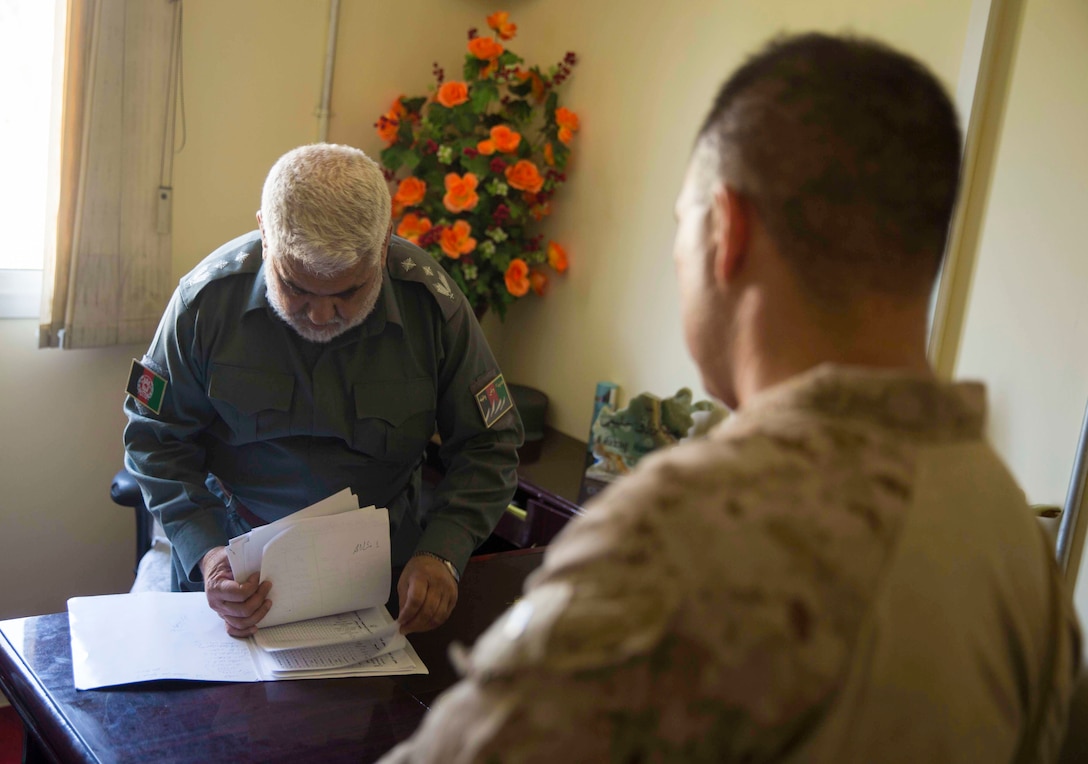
[199, 546, 272, 637]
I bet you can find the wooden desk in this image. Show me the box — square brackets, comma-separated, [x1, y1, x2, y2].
[0, 549, 545, 764]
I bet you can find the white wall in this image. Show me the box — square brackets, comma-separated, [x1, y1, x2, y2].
[953, 0, 1088, 608]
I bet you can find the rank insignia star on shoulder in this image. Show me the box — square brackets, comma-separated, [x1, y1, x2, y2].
[474, 373, 514, 429]
[401, 259, 416, 272]
[126, 359, 168, 414]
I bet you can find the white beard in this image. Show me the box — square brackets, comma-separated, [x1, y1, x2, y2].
[264, 267, 379, 344]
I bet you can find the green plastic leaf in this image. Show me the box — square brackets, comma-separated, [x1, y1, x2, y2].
[463, 55, 483, 81]
[462, 156, 491, 178]
[470, 80, 499, 115]
[381, 145, 405, 172]
[506, 99, 532, 123]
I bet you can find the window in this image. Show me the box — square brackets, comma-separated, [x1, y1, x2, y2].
[0, 0, 64, 317]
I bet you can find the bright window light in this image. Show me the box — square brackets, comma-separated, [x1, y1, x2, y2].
[0, 0, 61, 271]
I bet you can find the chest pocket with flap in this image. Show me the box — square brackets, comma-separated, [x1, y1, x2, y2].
[208, 364, 294, 443]
[353, 378, 436, 464]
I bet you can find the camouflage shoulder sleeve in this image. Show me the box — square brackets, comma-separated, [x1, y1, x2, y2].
[381, 460, 702, 763]
[381, 430, 861, 763]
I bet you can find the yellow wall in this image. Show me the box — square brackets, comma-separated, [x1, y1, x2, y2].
[170, 0, 329, 277]
[0, 321, 141, 619]
[0, 0, 978, 618]
[329, 0, 974, 438]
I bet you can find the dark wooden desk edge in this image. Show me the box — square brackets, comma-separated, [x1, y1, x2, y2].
[0, 549, 550, 764]
[0, 619, 91, 764]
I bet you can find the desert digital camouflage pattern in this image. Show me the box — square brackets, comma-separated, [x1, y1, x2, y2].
[383, 365, 1080, 763]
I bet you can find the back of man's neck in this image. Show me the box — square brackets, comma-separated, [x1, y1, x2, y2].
[733, 295, 932, 407]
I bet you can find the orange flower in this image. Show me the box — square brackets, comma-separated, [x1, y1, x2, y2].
[529, 269, 548, 295]
[377, 114, 399, 144]
[468, 36, 504, 61]
[443, 172, 480, 213]
[504, 160, 544, 193]
[555, 107, 580, 131]
[440, 220, 477, 259]
[543, 142, 555, 166]
[376, 97, 406, 143]
[477, 139, 496, 156]
[505, 258, 531, 297]
[393, 177, 427, 209]
[486, 11, 517, 40]
[396, 213, 432, 245]
[547, 242, 569, 273]
[436, 81, 469, 108]
[489, 125, 521, 153]
[556, 107, 579, 145]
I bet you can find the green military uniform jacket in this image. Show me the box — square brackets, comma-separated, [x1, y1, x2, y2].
[123, 231, 523, 591]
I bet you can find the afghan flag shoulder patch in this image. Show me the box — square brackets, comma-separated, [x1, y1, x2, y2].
[126, 359, 168, 415]
[474, 373, 513, 429]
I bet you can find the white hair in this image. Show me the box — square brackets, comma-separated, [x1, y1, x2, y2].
[260, 143, 392, 277]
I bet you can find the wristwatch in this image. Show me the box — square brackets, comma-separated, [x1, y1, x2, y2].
[413, 551, 460, 583]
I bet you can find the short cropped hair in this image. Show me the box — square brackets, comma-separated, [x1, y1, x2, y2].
[260, 143, 392, 277]
[698, 33, 962, 303]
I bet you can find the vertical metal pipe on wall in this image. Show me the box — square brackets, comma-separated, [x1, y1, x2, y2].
[317, 0, 340, 142]
[1056, 401, 1088, 576]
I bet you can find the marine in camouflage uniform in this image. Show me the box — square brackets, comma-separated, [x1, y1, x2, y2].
[382, 367, 1079, 762]
[382, 31, 1080, 763]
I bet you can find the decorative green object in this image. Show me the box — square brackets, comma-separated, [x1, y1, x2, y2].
[587, 388, 724, 480]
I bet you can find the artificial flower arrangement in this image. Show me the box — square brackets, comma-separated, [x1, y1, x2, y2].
[375, 11, 578, 318]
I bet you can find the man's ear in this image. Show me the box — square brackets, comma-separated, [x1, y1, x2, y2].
[256, 210, 266, 244]
[711, 186, 750, 288]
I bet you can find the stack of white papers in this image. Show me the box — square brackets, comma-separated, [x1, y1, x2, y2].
[68, 490, 429, 690]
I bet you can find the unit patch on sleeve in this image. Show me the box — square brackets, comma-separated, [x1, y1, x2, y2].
[474, 373, 514, 429]
[126, 359, 168, 414]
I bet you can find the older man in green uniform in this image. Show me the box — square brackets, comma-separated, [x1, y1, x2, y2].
[123, 144, 523, 636]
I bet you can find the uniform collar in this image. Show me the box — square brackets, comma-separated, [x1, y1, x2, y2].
[732, 364, 987, 441]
